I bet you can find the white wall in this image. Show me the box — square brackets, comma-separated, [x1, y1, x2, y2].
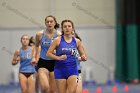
[0, 27, 115, 84]
[76, 27, 116, 83]
[0, 0, 115, 28]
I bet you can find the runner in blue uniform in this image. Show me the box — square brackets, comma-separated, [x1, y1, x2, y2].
[34, 15, 61, 93]
[47, 19, 87, 93]
[12, 34, 36, 93]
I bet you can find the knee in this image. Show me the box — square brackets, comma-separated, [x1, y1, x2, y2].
[49, 88, 56, 93]
[41, 85, 49, 93]
[21, 86, 27, 93]
[68, 89, 76, 93]
[21, 89, 27, 93]
[41, 89, 49, 93]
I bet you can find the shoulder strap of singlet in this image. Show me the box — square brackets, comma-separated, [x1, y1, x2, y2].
[52, 30, 58, 39]
[41, 30, 58, 39]
[27, 47, 31, 51]
[61, 35, 64, 41]
[72, 36, 76, 43]
[42, 30, 46, 38]
[19, 48, 22, 53]
[40, 30, 46, 42]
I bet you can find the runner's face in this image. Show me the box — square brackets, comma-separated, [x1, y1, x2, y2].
[45, 17, 56, 30]
[62, 22, 73, 35]
[21, 36, 29, 46]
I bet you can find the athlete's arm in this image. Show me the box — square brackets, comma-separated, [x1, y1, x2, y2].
[12, 49, 20, 65]
[31, 45, 37, 66]
[81, 42, 88, 59]
[34, 31, 43, 63]
[47, 37, 67, 60]
[76, 39, 87, 61]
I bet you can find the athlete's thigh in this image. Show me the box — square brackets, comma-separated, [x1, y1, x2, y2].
[27, 73, 36, 93]
[67, 75, 78, 92]
[55, 79, 67, 93]
[49, 72, 57, 90]
[19, 73, 28, 92]
[38, 68, 49, 87]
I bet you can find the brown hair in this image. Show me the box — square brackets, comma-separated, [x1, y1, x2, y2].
[74, 32, 82, 41]
[45, 15, 59, 29]
[29, 36, 35, 46]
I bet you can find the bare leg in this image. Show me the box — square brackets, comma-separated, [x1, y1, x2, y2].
[56, 79, 67, 93]
[27, 73, 35, 93]
[67, 75, 78, 93]
[49, 72, 57, 93]
[76, 74, 82, 93]
[38, 68, 49, 93]
[19, 73, 28, 93]
[35, 72, 40, 93]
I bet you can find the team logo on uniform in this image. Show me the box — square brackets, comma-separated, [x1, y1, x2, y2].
[20, 54, 26, 60]
[27, 53, 32, 59]
[42, 41, 50, 46]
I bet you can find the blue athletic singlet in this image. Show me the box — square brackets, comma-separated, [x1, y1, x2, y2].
[19, 47, 36, 73]
[40, 31, 57, 60]
[54, 35, 78, 79]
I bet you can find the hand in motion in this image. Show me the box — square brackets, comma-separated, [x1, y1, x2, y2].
[16, 56, 20, 63]
[31, 58, 37, 66]
[80, 55, 87, 61]
[58, 54, 67, 60]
